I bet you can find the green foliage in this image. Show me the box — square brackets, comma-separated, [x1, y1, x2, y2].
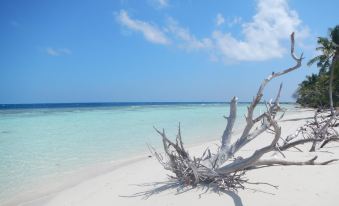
[295, 73, 328, 107]
[334, 62, 339, 104]
[296, 25, 339, 108]
[329, 25, 339, 45]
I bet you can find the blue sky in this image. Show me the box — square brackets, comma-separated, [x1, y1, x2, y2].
[0, 0, 338, 104]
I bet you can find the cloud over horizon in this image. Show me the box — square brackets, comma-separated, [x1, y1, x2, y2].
[116, 10, 170, 45]
[117, 0, 309, 62]
[149, 0, 169, 9]
[46, 48, 72, 56]
[211, 0, 309, 61]
[216, 13, 225, 26]
[165, 18, 213, 51]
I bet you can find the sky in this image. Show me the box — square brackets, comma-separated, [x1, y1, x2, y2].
[0, 0, 338, 104]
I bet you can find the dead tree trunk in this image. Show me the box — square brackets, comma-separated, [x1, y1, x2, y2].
[150, 33, 339, 192]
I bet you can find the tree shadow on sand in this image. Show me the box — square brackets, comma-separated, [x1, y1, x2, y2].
[120, 180, 245, 206]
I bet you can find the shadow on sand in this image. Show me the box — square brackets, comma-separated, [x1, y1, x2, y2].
[120, 180, 244, 206]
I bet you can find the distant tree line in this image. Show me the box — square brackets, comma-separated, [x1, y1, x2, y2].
[295, 25, 339, 108]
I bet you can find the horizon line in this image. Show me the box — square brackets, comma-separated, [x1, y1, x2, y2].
[0, 101, 297, 110]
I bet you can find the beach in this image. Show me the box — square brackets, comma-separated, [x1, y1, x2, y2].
[2, 107, 339, 206]
[2, 0, 339, 205]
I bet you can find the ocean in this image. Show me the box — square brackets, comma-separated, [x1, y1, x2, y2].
[0, 102, 295, 203]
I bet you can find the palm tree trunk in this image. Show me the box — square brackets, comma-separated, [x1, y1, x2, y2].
[329, 62, 334, 113]
[329, 49, 339, 113]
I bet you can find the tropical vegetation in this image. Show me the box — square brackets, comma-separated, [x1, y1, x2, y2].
[295, 25, 339, 108]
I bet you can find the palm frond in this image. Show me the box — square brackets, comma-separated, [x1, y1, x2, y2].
[307, 56, 322, 66]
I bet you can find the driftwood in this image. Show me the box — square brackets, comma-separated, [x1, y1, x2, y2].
[149, 33, 339, 192]
[279, 109, 339, 152]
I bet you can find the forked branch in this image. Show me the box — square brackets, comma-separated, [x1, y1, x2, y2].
[149, 32, 338, 194]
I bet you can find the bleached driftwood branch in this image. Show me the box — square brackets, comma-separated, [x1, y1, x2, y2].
[150, 33, 338, 192]
[279, 110, 339, 152]
[214, 33, 302, 167]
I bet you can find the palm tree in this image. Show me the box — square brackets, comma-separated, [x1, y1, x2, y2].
[296, 74, 328, 107]
[308, 25, 339, 112]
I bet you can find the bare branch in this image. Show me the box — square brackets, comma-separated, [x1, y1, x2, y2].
[225, 33, 303, 159]
[216, 115, 281, 174]
[221, 97, 238, 149]
[253, 156, 339, 168]
[149, 32, 338, 194]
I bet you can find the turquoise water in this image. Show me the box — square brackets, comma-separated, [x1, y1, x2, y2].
[0, 103, 293, 202]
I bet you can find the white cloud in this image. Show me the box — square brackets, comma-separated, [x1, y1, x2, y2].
[116, 0, 309, 62]
[212, 0, 309, 61]
[156, 0, 169, 8]
[148, 0, 169, 9]
[226, 16, 242, 27]
[46, 48, 71, 56]
[116, 10, 170, 45]
[216, 13, 225, 26]
[166, 18, 213, 51]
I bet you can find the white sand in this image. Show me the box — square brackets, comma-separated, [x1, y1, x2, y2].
[8, 108, 339, 206]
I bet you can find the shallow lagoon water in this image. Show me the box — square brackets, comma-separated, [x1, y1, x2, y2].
[0, 103, 294, 202]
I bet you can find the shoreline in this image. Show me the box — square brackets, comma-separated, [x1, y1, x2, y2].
[1, 129, 224, 206]
[4, 107, 334, 206]
[2, 155, 150, 206]
[2, 120, 244, 206]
